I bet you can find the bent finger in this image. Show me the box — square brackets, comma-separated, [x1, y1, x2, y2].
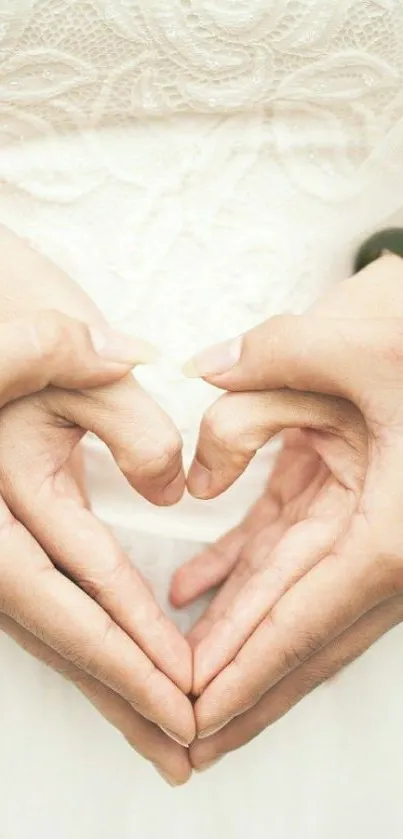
[44, 377, 185, 506]
[193, 487, 347, 695]
[0, 399, 191, 693]
[0, 614, 191, 785]
[0, 514, 195, 745]
[171, 490, 280, 610]
[187, 389, 361, 500]
[194, 523, 385, 737]
[190, 595, 403, 767]
[15, 488, 192, 693]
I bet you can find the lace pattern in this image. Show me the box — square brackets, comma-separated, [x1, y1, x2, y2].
[0, 0, 402, 539]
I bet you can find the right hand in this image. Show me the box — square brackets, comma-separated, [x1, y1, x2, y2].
[0, 227, 194, 785]
[172, 254, 403, 768]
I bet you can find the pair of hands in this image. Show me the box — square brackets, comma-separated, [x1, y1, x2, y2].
[1, 226, 403, 787]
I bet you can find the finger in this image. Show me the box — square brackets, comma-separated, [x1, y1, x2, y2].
[0, 397, 191, 692]
[64, 445, 90, 507]
[0, 614, 192, 785]
[186, 441, 326, 647]
[193, 480, 348, 694]
[0, 511, 195, 745]
[0, 310, 158, 402]
[187, 507, 286, 650]
[45, 378, 185, 506]
[183, 314, 402, 406]
[171, 489, 281, 610]
[170, 528, 247, 609]
[0, 448, 192, 693]
[194, 525, 387, 737]
[190, 595, 403, 768]
[187, 389, 362, 499]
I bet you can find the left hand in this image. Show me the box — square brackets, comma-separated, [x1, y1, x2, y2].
[171, 253, 403, 770]
[0, 226, 194, 783]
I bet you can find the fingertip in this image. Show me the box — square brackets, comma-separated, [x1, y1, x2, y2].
[182, 337, 243, 380]
[189, 740, 224, 772]
[153, 745, 193, 787]
[160, 469, 186, 506]
[162, 693, 196, 747]
[169, 568, 203, 610]
[90, 327, 160, 366]
[186, 459, 213, 499]
[169, 584, 188, 610]
[154, 767, 184, 787]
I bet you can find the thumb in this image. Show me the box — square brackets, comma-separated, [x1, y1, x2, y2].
[183, 314, 400, 407]
[0, 309, 159, 407]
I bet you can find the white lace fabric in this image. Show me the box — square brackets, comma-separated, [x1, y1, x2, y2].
[0, 0, 402, 540]
[0, 0, 402, 126]
[2, 7, 403, 838]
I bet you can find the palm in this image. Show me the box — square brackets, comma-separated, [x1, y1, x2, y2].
[172, 423, 365, 672]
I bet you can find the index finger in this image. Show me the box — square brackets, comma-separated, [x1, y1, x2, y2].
[0, 511, 195, 746]
[45, 377, 186, 507]
[0, 614, 192, 785]
[194, 524, 385, 738]
[187, 389, 362, 499]
[11, 484, 192, 694]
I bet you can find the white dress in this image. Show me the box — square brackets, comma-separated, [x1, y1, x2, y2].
[1, 1, 403, 836]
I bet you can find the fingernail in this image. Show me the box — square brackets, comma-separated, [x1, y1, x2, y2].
[197, 722, 228, 740]
[155, 767, 181, 787]
[187, 459, 212, 499]
[182, 336, 242, 378]
[89, 327, 159, 366]
[196, 757, 224, 772]
[160, 727, 191, 748]
[161, 470, 185, 505]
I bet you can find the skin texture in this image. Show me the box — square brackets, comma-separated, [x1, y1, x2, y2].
[0, 227, 194, 785]
[4, 224, 403, 786]
[171, 254, 403, 772]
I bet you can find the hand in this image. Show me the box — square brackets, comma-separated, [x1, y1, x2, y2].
[0, 227, 194, 784]
[172, 254, 403, 770]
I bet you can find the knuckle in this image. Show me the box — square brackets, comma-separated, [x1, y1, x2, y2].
[203, 398, 251, 459]
[232, 553, 253, 581]
[65, 615, 115, 676]
[287, 632, 320, 666]
[278, 644, 306, 672]
[130, 661, 159, 711]
[367, 523, 403, 595]
[119, 428, 182, 482]
[76, 551, 128, 603]
[204, 399, 238, 448]
[266, 613, 321, 673]
[267, 313, 296, 358]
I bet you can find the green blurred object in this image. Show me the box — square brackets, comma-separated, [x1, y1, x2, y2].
[354, 228, 403, 273]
